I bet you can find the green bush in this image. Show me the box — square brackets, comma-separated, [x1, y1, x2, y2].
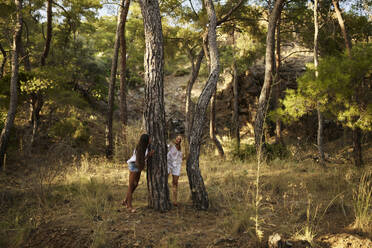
[232, 143, 289, 161]
[49, 117, 90, 145]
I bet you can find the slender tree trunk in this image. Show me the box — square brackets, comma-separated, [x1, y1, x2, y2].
[106, 2, 125, 158]
[209, 89, 224, 157]
[203, 19, 223, 158]
[30, 0, 52, 146]
[0, 43, 6, 79]
[332, 0, 363, 167]
[232, 59, 240, 150]
[19, 39, 31, 72]
[187, 0, 220, 210]
[254, 0, 284, 158]
[119, 0, 131, 140]
[332, 1, 352, 54]
[185, 49, 204, 145]
[314, 0, 326, 166]
[274, 11, 283, 144]
[0, 0, 22, 168]
[139, 0, 171, 212]
[41, 0, 52, 66]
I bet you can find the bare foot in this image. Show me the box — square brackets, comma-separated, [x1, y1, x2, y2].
[121, 199, 128, 207]
[127, 207, 136, 213]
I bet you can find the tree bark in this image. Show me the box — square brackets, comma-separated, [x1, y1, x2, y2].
[0, 43, 6, 79]
[119, 0, 131, 140]
[41, 0, 52, 66]
[232, 59, 240, 150]
[0, 0, 22, 168]
[185, 49, 204, 145]
[332, 0, 363, 167]
[254, 0, 284, 158]
[314, 0, 326, 166]
[30, 0, 52, 146]
[203, 18, 223, 158]
[274, 10, 283, 144]
[106, 2, 125, 158]
[186, 0, 220, 210]
[209, 89, 224, 157]
[139, 0, 171, 212]
[332, 0, 352, 55]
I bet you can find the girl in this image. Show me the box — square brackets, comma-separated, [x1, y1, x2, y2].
[167, 135, 183, 206]
[123, 134, 153, 212]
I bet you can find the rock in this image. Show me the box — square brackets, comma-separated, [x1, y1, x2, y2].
[268, 233, 311, 248]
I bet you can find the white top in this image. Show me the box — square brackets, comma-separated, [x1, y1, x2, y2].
[127, 149, 148, 164]
[167, 144, 182, 167]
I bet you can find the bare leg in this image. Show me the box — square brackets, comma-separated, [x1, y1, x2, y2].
[172, 175, 179, 206]
[124, 171, 141, 210]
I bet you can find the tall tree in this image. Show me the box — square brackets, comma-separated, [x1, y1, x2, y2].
[185, 49, 204, 146]
[41, 0, 52, 67]
[254, 0, 284, 158]
[106, 0, 126, 158]
[186, 0, 220, 210]
[314, 0, 326, 165]
[209, 89, 224, 157]
[0, 0, 22, 168]
[139, 0, 171, 211]
[332, 0, 363, 167]
[273, 8, 283, 144]
[119, 0, 131, 139]
[30, 0, 53, 146]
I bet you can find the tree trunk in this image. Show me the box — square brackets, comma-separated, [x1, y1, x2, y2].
[0, 43, 6, 79]
[41, 0, 52, 66]
[209, 88, 224, 157]
[0, 0, 22, 168]
[30, 0, 52, 146]
[185, 49, 204, 145]
[106, 2, 125, 158]
[254, 0, 284, 159]
[332, 0, 352, 54]
[186, 0, 220, 210]
[232, 60, 240, 150]
[139, 0, 171, 212]
[203, 16, 223, 158]
[119, 0, 131, 140]
[332, 0, 363, 167]
[274, 10, 283, 144]
[314, 0, 326, 166]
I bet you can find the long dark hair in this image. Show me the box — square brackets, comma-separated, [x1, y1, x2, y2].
[135, 134, 150, 169]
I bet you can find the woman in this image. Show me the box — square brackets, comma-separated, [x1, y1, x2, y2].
[167, 135, 183, 206]
[123, 134, 153, 212]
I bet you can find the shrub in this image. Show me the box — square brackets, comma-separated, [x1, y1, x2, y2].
[232, 143, 289, 161]
[353, 170, 372, 232]
[49, 117, 90, 145]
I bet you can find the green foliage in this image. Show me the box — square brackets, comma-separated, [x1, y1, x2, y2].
[49, 116, 90, 145]
[20, 76, 54, 95]
[232, 143, 289, 161]
[279, 44, 372, 131]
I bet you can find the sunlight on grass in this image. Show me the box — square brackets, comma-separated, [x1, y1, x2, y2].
[353, 170, 372, 233]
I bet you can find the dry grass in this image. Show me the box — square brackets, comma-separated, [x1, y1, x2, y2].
[0, 134, 371, 247]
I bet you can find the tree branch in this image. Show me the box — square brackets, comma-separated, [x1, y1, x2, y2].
[217, 0, 245, 26]
[281, 50, 312, 62]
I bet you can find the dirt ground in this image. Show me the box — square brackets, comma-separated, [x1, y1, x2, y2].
[1, 155, 368, 248]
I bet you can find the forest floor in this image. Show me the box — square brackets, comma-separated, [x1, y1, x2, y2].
[0, 145, 372, 248]
[1, 67, 371, 247]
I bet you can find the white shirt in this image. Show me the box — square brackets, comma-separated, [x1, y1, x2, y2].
[167, 144, 182, 167]
[127, 149, 148, 164]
